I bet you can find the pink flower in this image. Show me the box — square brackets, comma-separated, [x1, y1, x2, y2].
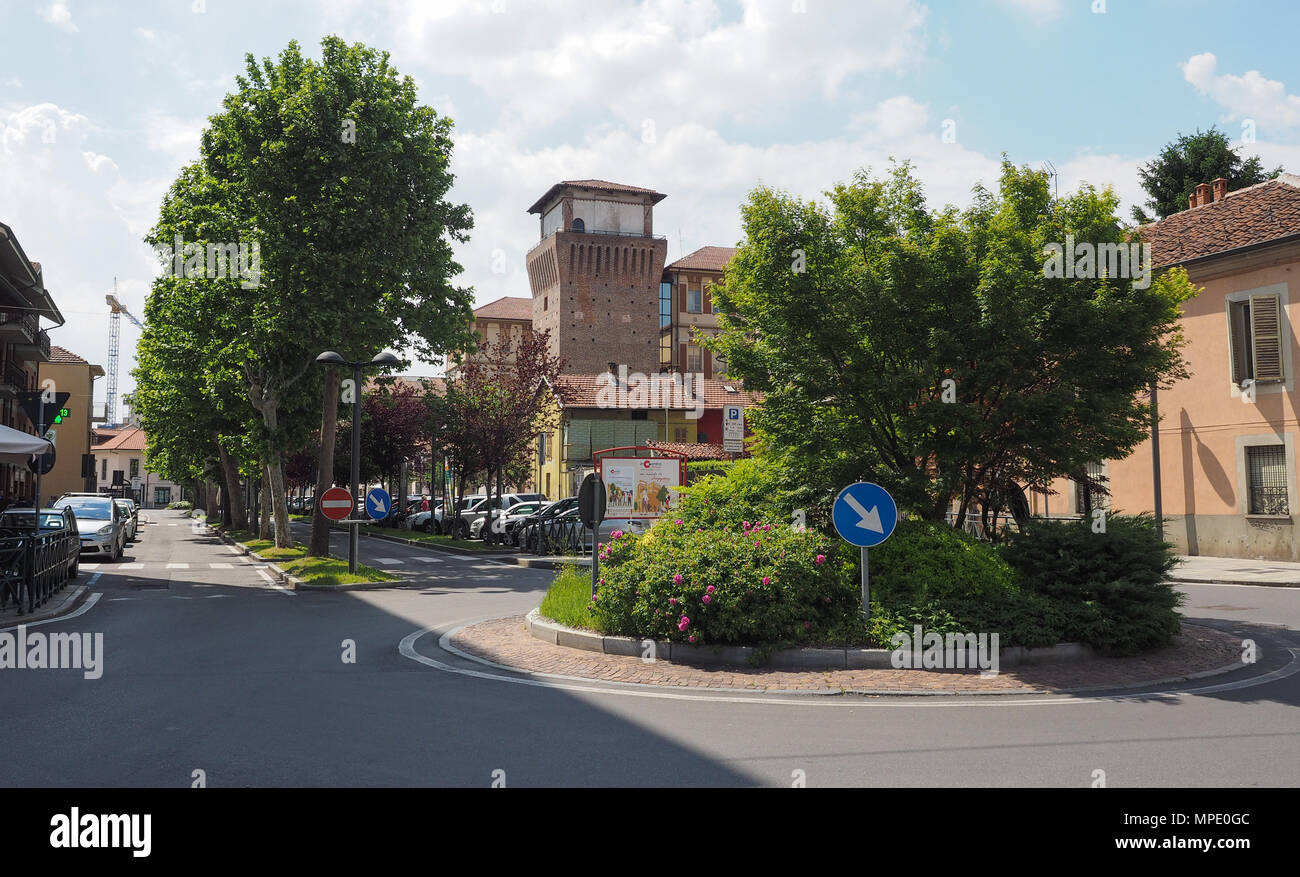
[674, 519, 683, 525]
[705, 585, 716, 594]
[815, 554, 825, 564]
[680, 615, 691, 626]
[702, 594, 712, 604]
[669, 597, 677, 605]
[755, 541, 761, 548]
[611, 530, 623, 539]
[673, 573, 683, 584]
[688, 635, 697, 643]
[742, 520, 751, 529]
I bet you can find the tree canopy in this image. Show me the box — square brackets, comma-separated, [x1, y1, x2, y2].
[1132, 126, 1280, 222]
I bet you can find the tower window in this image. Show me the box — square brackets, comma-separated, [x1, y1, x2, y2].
[572, 218, 585, 233]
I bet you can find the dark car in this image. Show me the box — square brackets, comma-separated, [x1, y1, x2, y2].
[516, 496, 578, 550]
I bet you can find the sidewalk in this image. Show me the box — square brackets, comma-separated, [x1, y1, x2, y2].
[1170, 554, 1300, 587]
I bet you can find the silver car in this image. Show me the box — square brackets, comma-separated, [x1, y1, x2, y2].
[113, 498, 138, 542]
[54, 495, 125, 561]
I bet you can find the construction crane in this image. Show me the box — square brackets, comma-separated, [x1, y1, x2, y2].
[105, 280, 144, 427]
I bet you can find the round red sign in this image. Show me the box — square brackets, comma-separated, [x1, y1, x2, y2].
[320, 487, 354, 521]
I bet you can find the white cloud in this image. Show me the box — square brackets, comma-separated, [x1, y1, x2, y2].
[998, 0, 1064, 21]
[1182, 52, 1300, 130]
[853, 95, 931, 139]
[37, 2, 78, 33]
[140, 112, 205, 168]
[3, 78, 22, 88]
[373, 0, 928, 130]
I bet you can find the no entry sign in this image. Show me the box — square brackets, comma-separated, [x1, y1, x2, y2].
[320, 487, 354, 521]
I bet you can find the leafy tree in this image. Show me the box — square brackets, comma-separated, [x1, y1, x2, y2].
[198, 37, 475, 550]
[1132, 126, 1280, 222]
[705, 161, 1198, 526]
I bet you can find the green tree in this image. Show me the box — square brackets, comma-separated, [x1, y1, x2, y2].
[1132, 126, 1280, 222]
[706, 161, 1198, 526]
[198, 37, 475, 549]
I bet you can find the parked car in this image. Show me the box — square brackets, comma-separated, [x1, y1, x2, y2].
[0, 506, 80, 579]
[437, 494, 486, 536]
[405, 499, 446, 533]
[516, 496, 578, 550]
[53, 494, 125, 561]
[113, 498, 138, 542]
[471, 500, 549, 542]
[455, 493, 546, 539]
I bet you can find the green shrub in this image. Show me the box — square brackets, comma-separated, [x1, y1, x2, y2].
[167, 501, 193, 510]
[1001, 514, 1183, 653]
[673, 456, 813, 532]
[867, 519, 1018, 604]
[592, 517, 856, 646]
[539, 564, 596, 630]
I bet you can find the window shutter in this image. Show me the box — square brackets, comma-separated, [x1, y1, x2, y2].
[1229, 301, 1250, 384]
[1251, 294, 1284, 382]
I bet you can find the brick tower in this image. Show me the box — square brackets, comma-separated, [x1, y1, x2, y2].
[525, 180, 668, 375]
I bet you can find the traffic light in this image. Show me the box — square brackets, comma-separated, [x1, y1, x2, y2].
[53, 407, 68, 424]
[17, 391, 70, 429]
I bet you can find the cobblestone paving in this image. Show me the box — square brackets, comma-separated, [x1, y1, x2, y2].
[449, 617, 1246, 693]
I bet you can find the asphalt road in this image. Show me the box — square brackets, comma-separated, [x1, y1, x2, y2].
[0, 510, 1296, 787]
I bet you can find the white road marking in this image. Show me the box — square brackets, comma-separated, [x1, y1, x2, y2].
[204, 594, 232, 599]
[170, 596, 192, 600]
[106, 597, 138, 602]
[120, 563, 144, 570]
[0, 590, 102, 633]
[255, 567, 296, 596]
[209, 563, 233, 569]
[396, 624, 1300, 709]
[166, 563, 189, 569]
[411, 556, 442, 563]
[373, 558, 405, 565]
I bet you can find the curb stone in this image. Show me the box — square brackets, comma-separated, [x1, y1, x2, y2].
[524, 609, 1097, 669]
[215, 531, 392, 591]
[0, 584, 88, 628]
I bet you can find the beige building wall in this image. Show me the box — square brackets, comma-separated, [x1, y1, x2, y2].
[39, 359, 99, 503]
[1038, 243, 1300, 560]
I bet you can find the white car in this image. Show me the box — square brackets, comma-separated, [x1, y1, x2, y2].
[113, 498, 138, 542]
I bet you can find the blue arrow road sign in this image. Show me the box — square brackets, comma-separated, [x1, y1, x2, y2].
[832, 482, 898, 548]
[365, 487, 392, 521]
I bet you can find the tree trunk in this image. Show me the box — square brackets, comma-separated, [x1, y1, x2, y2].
[310, 369, 340, 556]
[218, 439, 245, 527]
[266, 455, 291, 548]
[258, 467, 272, 540]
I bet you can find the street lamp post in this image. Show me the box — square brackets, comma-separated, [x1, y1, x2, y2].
[315, 349, 401, 574]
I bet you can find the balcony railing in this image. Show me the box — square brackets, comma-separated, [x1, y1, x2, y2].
[0, 310, 38, 341]
[3, 360, 29, 391]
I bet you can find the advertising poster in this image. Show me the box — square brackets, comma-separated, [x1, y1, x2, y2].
[600, 457, 681, 520]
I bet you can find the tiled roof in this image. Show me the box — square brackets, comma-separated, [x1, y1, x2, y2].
[645, 441, 737, 461]
[1138, 174, 1300, 268]
[666, 246, 736, 272]
[49, 345, 87, 363]
[552, 374, 763, 410]
[473, 297, 534, 321]
[365, 375, 446, 395]
[528, 179, 667, 213]
[93, 426, 146, 451]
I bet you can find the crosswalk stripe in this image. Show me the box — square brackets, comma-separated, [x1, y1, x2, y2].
[373, 558, 405, 565]
[120, 563, 144, 570]
[166, 563, 190, 569]
[209, 562, 233, 569]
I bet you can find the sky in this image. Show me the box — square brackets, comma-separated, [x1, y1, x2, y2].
[2, 0, 1299, 421]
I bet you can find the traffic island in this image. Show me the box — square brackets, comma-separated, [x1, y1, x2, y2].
[215, 528, 399, 590]
[444, 612, 1248, 695]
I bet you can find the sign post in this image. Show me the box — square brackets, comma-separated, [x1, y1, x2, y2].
[578, 473, 606, 599]
[832, 482, 899, 620]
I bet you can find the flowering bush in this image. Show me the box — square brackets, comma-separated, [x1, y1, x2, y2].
[591, 516, 858, 645]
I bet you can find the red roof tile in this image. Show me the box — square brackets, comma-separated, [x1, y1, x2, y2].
[1138, 174, 1300, 267]
[49, 345, 87, 363]
[93, 426, 146, 451]
[666, 246, 736, 273]
[645, 441, 738, 461]
[473, 297, 534, 321]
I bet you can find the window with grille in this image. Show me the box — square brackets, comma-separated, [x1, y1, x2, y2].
[687, 345, 702, 372]
[687, 287, 702, 313]
[1075, 461, 1107, 514]
[1246, 445, 1289, 515]
[129, 458, 140, 478]
[1229, 294, 1285, 386]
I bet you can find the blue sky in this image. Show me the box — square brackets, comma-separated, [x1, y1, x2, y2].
[2, 0, 1298, 416]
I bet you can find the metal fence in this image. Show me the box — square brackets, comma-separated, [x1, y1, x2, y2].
[0, 529, 77, 614]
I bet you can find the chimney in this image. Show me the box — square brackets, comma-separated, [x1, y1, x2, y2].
[1212, 177, 1228, 202]
[1195, 182, 1212, 207]
[1189, 191, 1198, 209]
